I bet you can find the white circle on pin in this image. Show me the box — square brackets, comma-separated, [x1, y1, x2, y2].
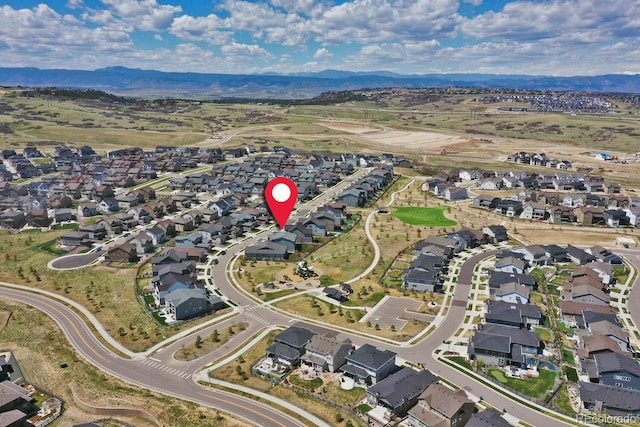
[272, 183, 291, 202]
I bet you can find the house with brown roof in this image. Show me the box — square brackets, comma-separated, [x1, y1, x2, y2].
[300, 335, 352, 373]
[407, 383, 475, 427]
[578, 334, 628, 359]
[105, 243, 138, 264]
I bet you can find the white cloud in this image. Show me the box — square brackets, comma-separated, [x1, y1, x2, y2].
[313, 47, 332, 59]
[223, 1, 311, 46]
[221, 42, 274, 61]
[67, 0, 84, 8]
[310, 0, 461, 45]
[269, 0, 317, 14]
[154, 34, 164, 42]
[462, 0, 640, 42]
[463, 0, 483, 5]
[0, 4, 132, 56]
[100, 0, 182, 32]
[170, 14, 231, 45]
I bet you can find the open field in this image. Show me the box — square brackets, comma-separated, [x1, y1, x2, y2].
[0, 299, 244, 427]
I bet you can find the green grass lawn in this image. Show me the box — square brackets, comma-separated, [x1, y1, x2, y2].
[564, 366, 579, 383]
[391, 206, 457, 227]
[447, 356, 472, 370]
[488, 368, 556, 398]
[562, 348, 575, 364]
[325, 382, 366, 405]
[554, 385, 577, 415]
[357, 404, 372, 414]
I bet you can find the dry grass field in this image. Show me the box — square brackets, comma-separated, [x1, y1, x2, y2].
[0, 231, 174, 352]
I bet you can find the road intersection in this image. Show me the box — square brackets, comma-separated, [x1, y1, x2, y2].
[2, 171, 639, 426]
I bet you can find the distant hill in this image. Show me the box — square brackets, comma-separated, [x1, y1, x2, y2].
[1, 66, 639, 99]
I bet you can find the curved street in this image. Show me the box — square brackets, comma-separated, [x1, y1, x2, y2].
[2, 171, 638, 426]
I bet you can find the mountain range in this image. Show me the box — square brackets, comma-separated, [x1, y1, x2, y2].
[1, 66, 640, 99]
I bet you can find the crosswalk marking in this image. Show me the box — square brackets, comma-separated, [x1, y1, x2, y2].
[141, 358, 191, 379]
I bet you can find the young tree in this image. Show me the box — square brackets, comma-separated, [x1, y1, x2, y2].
[195, 335, 202, 349]
[211, 329, 220, 342]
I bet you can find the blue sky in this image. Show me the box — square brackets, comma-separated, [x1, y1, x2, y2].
[1, 0, 639, 76]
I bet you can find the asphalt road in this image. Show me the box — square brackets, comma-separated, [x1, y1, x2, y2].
[9, 170, 634, 426]
[49, 252, 102, 270]
[0, 287, 306, 427]
[206, 243, 575, 426]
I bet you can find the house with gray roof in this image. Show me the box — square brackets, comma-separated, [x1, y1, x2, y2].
[245, 241, 289, 260]
[485, 301, 542, 328]
[594, 352, 640, 390]
[366, 367, 438, 418]
[465, 408, 513, 427]
[468, 324, 541, 368]
[403, 266, 443, 293]
[340, 344, 396, 386]
[494, 256, 526, 274]
[579, 381, 640, 416]
[268, 231, 298, 252]
[493, 283, 530, 304]
[0, 380, 34, 423]
[301, 335, 351, 373]
[266, 326, 316, 367]
[488, 271, 537, 290]
[407, 383, 475, 427]
[166, 288, 222, 321]
[588, 320, 629, 351]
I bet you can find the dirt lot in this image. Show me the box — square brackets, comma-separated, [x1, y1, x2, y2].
[317, 120, 640, 188]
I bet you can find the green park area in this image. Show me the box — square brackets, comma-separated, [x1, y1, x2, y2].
[391, 206, 457, 227]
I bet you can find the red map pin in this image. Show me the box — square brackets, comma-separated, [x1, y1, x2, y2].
[265, 177, 298, 229]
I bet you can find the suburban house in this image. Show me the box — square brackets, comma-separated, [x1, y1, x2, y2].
[366, 367, 439, 421]
[407, 383, 475, 427]
[468, 324, 541, 368]
[579, 382, 640, 416]
[482, 225, 508, 242]
[265, 326, 317, 367]
[340, 344, 396, 386]
[59, 231, 90, 247]
[591, 352, 640, 391]
[402, 260, 442, 292]
[519, 202, 547, 221]
[165, 288, 222, 321]
[494, 283, 530, 304]
[245, 241, 289, 260]
[268, 231, 298, 252]
[494, 256, 526, 274]
[559, 301, 617, 329]
[0, 380, 35, 426]
[465, 408, 513, 427]
[301, 335, 352, 374]
[104, 243, 138, 264]
[484, 300, 542, 328]
[488, 271, 537, 290]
